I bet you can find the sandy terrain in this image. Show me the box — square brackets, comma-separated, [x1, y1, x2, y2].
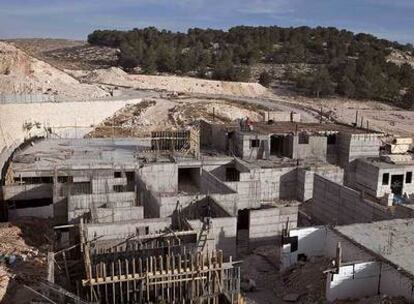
[0, 41, 108, 99]
[79, 67, 269, 97]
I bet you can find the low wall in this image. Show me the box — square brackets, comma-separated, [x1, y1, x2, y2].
[326, 260, 414, 302]
[326, 262, 380, 302]
[0, 99, 141, 153]
[281, 226, 371, 270]
[311, 175, 414, 225]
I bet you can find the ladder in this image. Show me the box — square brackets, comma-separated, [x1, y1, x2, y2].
[197, 218, 211, 251]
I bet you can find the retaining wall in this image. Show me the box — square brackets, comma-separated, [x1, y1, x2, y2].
[311, 175, 414, 225]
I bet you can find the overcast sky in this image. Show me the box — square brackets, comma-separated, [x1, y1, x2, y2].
[0, 0, 412, 44]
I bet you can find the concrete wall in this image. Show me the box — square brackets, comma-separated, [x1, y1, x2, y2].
[336, 133, 380, 168]
[225, 180, 261, 210]
[326, 262, 380, 302]
[281, 226, 372, 270]
[297, 166, 344, 202]
[291, 135, 327, 162]
[352, 159, 381, 197]
[85, 218, 171, 240]
[262, 111, 300, 122]
[354, 160, 414, 198]
[2, 183, 53, 201]
[200, 170, 235, 195]
[188, 216, 237, 258]
[252, 166, 298, 201]
[311, 175, 414, 225]
[139, 163, 178, 194]
[94, 206, 144, 223]
[68, 192, 136, 211]
[326, 260, 414, 303]
[8, 204, 53, 219]
[199, 120, 229, 153]
[249, 205, 298, 245]
[235, 133, 269, 160]
[0, 99, 141, 153]
[380, 264, 414, 302]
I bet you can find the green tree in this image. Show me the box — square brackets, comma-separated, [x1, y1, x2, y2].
[337, 76, 355, 98]
[142, 48, 157, 74]
[258, 71, 272, 87]
[310, 67, 335, 97]
[156, 44, 176, 72]
[401, 86, 414, 109]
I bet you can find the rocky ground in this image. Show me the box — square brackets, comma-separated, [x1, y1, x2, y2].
[0, 41, 108, 100]
[240, 246, 409, 304]
[0, 217, 52, 304]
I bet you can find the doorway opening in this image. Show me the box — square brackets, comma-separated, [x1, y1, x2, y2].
[391, 174, 404, 196]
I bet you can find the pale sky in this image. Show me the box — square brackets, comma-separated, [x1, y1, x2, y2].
[0, 0, 412, 44]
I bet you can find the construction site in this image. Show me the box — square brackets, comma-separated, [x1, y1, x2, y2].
[2, 40, 414, 304]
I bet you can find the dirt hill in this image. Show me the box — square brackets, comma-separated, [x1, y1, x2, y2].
[6, 38, 118, 70]
[0, 41, 108, 99]
[80, 67, 269, 97]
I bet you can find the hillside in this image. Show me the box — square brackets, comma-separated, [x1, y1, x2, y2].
[87, 26, 414, 107]
[0, 41, 108, 99]
[5, 38, 118, 70]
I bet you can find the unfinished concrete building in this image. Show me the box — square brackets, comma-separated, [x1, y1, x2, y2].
[311, 144, 414, 225]
[2, 113, 414, 303]
[281, 219, 414, 302]
[0, 125, 299, 303]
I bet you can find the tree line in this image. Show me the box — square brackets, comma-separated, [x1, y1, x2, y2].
[88, 26, 414, 108]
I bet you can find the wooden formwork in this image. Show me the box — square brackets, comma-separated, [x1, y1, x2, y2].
[79, 223, 240, 304]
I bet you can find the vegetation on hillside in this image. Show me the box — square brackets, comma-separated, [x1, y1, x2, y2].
[88, 26, 414, 107]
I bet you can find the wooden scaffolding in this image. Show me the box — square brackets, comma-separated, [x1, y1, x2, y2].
[79, 226, 240, 304]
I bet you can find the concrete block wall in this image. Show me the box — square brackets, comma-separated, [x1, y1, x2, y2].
[297, 166, 344, 202]
[2, 183, 53, 201]
[225, 180, 261, 210]
[159, 194, 204, 218]
[94, 206, 144, 223]
[91, 177, 128, 194]
[67, 192, 136, 211]
[136, 172, 161, 218]
[249, 205, 298, 245]
[235, 133, 269, 160]
[311, 175, 414, 225]
[199, 121, 229, 152]
[85, 218, 171, 240]
[200, 170, 236, 195]
[327, 257, 414, 302]
[139, 163, 178, 194]
[292, 135, 327, 162]
[352, 159, 381, 197]
[281, 226, 371, 270]
[376, 165, 414, 197]
[188, 216, 237, 258]
[326, 262, 381, 302]
[336, 133, 380, 168]
[282, 226, 414, 302]
[251, 166, 298, 201]
[210, 193, 238, 216]
[8, 204, 53, 219]
[262, 111, 300, 122]
[380, 263, 414, 302]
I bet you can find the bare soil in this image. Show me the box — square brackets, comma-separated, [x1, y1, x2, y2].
[0, 217, 52, 304]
